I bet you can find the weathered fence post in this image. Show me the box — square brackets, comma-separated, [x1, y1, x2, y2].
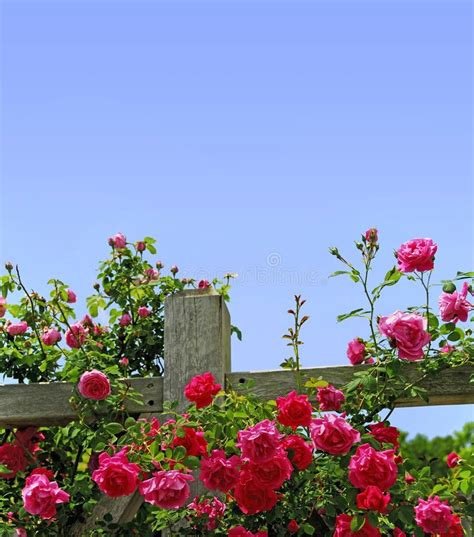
[70, 288, 231, 534]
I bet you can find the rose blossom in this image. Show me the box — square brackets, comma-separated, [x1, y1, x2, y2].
[237, 420, 283, 464]
[396, 238, 437, 273]
[439, 282, 473, 323]
[119, 313, 132, 327]
[137, 306, 151, 318]
[119, 357, 129, 366]
[15, 529, 27, 537]
[198, 279, 211, 289]
[365, 228, 378, 244]
[144, 268, 159, 280]
[0, 297, 6, 317]
[171, 426, 207, 457]
[188, 496, 226, 531]
[136, 241, 146, 252]
[334, 514, 381, 537]
[414, 496, 454, 534]
[139, 470, 194, 508]
[405, 472, 415, 484]
[228, 528, 268, 537]
[233, 473, 278, 514]
[92, 448, 140, 497]
[66, 289, 77, 303]
[446, 452, 462, 468]
[441, 344, 455, 353]
[316, 384, 345, 411]
[282, 434, 313, 470]
[310, 414, 360, 456]
[199, 449, 240, 492]
[288, 519, 300, 534]
[184, 372, 221, 409]
[22, 473, 69, 519]
[378, 311, 430, 361]
[356, 486, 391, 513]
[349, 443, 398, 490]
[243, 451, 293, 489]
[276, 391, 313, 429]
[15, 427, 45, 455]
[41, 328, 62, 346]
[108, 232, 127, 249]
[393, 529, 406, 537]
[65, 322, 86, 348]
[346, 338, 367, 365]
[7, 322, 28, 337]
[0, 443, 28, 479]
[78, 370, 111, 400]
[439, 514, 463, 537]
[368, 422, 400, 448]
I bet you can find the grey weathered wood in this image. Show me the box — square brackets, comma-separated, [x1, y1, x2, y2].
[0, 377, 163, 428]
[228, 363, 474, 406]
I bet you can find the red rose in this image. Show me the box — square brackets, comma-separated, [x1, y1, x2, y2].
[282, 434, 313, 470]
[233, 474, 278, 514]
[15, 427, 45, 455]
[139, 470, 193, 509]
[276, 391, 313, 429]
[316, 384, 345, 411]
[199, 449, 240, 492]
[446, 452, 462, 468]
[0, 443, 28, 479]
[228, 527, 268, 537]
[439, 514, 463, 537]
[356, 486, 391, 513]
[91, 448, 141, 497]
[368, 423, 400, 449]
[172, 426, 207, 457]
[288, 519, 300, 533]
[184, 372, 221, 409]
[243, 451, 292, 490]
[349, 444, 398, 491]
[334, 514, 381, 537]
[393, 529, 406, 537]
[310, 414, 360, 456]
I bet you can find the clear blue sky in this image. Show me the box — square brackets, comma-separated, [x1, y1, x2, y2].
[0, 0, 472, 437]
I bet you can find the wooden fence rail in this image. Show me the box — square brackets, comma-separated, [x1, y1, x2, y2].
[0, 289, 473, 535]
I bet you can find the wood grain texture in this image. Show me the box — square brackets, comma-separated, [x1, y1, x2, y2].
[0, 377, 163, 428]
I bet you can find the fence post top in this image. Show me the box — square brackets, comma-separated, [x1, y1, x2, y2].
[168, 288, 220, 299]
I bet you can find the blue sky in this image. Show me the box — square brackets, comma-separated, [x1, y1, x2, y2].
[0, 0, 472, 437]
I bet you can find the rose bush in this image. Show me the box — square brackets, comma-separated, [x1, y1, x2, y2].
[0, 230, 472, 536]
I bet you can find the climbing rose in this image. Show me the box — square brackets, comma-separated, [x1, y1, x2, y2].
[0, 297, 6, 317]
[396, 238, 437, 273]
[288, 519, 300, 534]
[15, 529, 27, 537]
[228, 527, 268, 537]
[22, 473, 69, 519]
[346, 338, 367, 365]
[171, 426, 207, 457]
[441, 344, 455, 353]
[66, 289, 77, 303]
[233, 473, 278, 514]
[356, 486, 391, 513]
[439, 514, 464, 537]
[78, 370, 111, 400]
[365, 228, 378, 244]
[446, 452, 462, 468]
[41, 328, 61, 346]
[139, 470, 194, 508]
[0, 443, 28, 479]
[349, 444, 398, 490]
[316, 384, 345, 411]
[199, 449, 240, 492]
[7, 322, 28, 337]
[310, 414, 360, 456]
[282, 434, 313, 470]
[276, 391, 313, 429]
[242, 451, 293, 489]
[108, 232, 127, 249]
[119, 313, 132, 326]
[378, 311, 430, 361]
[65, 322, 86, 348]
[184, 372, 221, 409]
[198, 279, 211, 289]
[334, 514, 381, 537]
[237, 420, 283, 464]
[393, 529, 406, 537]
[136, 241, 146, 252]
[368, 423, 400, 448]
[138, 306, 150, 318]
[188, 496, 226, 531]
[92, 448, 140, 497]
[414, 496, 454, 534]
[15, 427, 45, 455]
[439, 282, 473, 323]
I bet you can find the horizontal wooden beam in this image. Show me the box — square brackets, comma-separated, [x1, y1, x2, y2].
[0, 377, 163, 428]
[1, 364, 473, 428]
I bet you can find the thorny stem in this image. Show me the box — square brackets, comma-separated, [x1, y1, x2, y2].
[361, 256, 380, 353]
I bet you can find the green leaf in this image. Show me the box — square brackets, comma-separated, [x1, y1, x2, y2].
[105, 423, 124, 435]
[350, 516, 366, 532]
[337, 308, 366, 322]
[231, 325, 243, 341]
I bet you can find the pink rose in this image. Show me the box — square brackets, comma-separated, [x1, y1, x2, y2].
[188, 496, 226, 531]
[119, 357, 129, 366]
[139, 470, 194, 508]
[316, 384, 345, 411]
[184, 372, 221, 409]
[378, 311, 430, 361]
[234, 473, 278, 514]
[446, 452, 462, 468]
[365, 228, 378, 244]
[136, 241, 146, 252]
[310, 414, 360, 456]
[276, 391, 313, 429]
[282, 434, 313, 470]
[0, 297, 6, 318]
[237, 420, 283, 464]
[41, 328, 62, 346]
[119, 312, 132, 326]
[440, 344, 455, 353]
[66, 289, 77, 303]
[15, 427, 45, 455]
[242, 451, 293, 490]
[439, 282, 473, 323]
[108, 232, 127, 249]
[346, 338, 367, 365]
[7, 322, 29, 337]
[65, 322, 86, 348]
[396, 238, 437, 273]
[144, 268, 159, 280]
[228, 527, 268, 537]
[170, 265, 179, 275]
[15, 529, 27, 537]
[137, 306, 151, 318]
[198, 279, 211, 289]
[92, 448, 140, 497]
[349, 443, 398, 490]
[22, 473, 69, 519]
[368, 423, 400, 448]
[0, 443, 29, 479]
[393, 529, 406, 537]
[356, 486, 391, 513]
[334, 514, 381, 537]
[414, 496, 454, 534]
[199, 449, 240, 492]
[78, 370, 111, 400]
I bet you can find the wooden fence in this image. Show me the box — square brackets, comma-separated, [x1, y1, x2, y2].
[1, 288, 473, 535]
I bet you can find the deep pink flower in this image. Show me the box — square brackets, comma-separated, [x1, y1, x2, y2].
[144, 268, 159, 280]
[170, 265, 179, 275]
[346, 338, 367, 365]
[396, 238, 437, 273]
[139, 470, 194, 508]
[228, 527, 268, 537]
[276, 391, 313, 429]
[171, 426, 207, 457]
[92, 448, 140, 497]
[334, 514, 381, 537]
[108, 232, 127, 249]
[439, 282, 473, 323]
[119, 357, 129, 366]
[136, 241, 146, 252]
[198, 279, 211, 289]
[288, 519, 300, 534]
[137, 306, 151, 318]
[316, 384, 345, 411]
[199, 449, 240, 492]
[22, 473, 69, 519]
[440, 344, 455, 353]
[368, 423, 400, 449]
[78, 370, 111, 400]
[0, 443, 28, 479]
[349, 443, 398, 490]
[234, 473, 278, 514]
[0, 297, 6, 318]
[446, 452, 462, 468]
[65, 322, 86, 348]
[188, 496, 226, 531]
[7, 322, 29, 337]
[393, 529, 406, 537]
[237, 420, 283, 464]
[356, 486, 391, 513]
[184, 372, 221, 409]
[379, 311, 430, 361]
[414, 496, 454, 534]
[365, 228, 378, 244]
[15, 427, 45, 455]
[119, 313, 132, 326]
[242, 451, 293, 489]
[282, 434, 313, 470]
[310, 414, 360, 456]
[66, 289, 77, 303]
[41, 328, 62, 346]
